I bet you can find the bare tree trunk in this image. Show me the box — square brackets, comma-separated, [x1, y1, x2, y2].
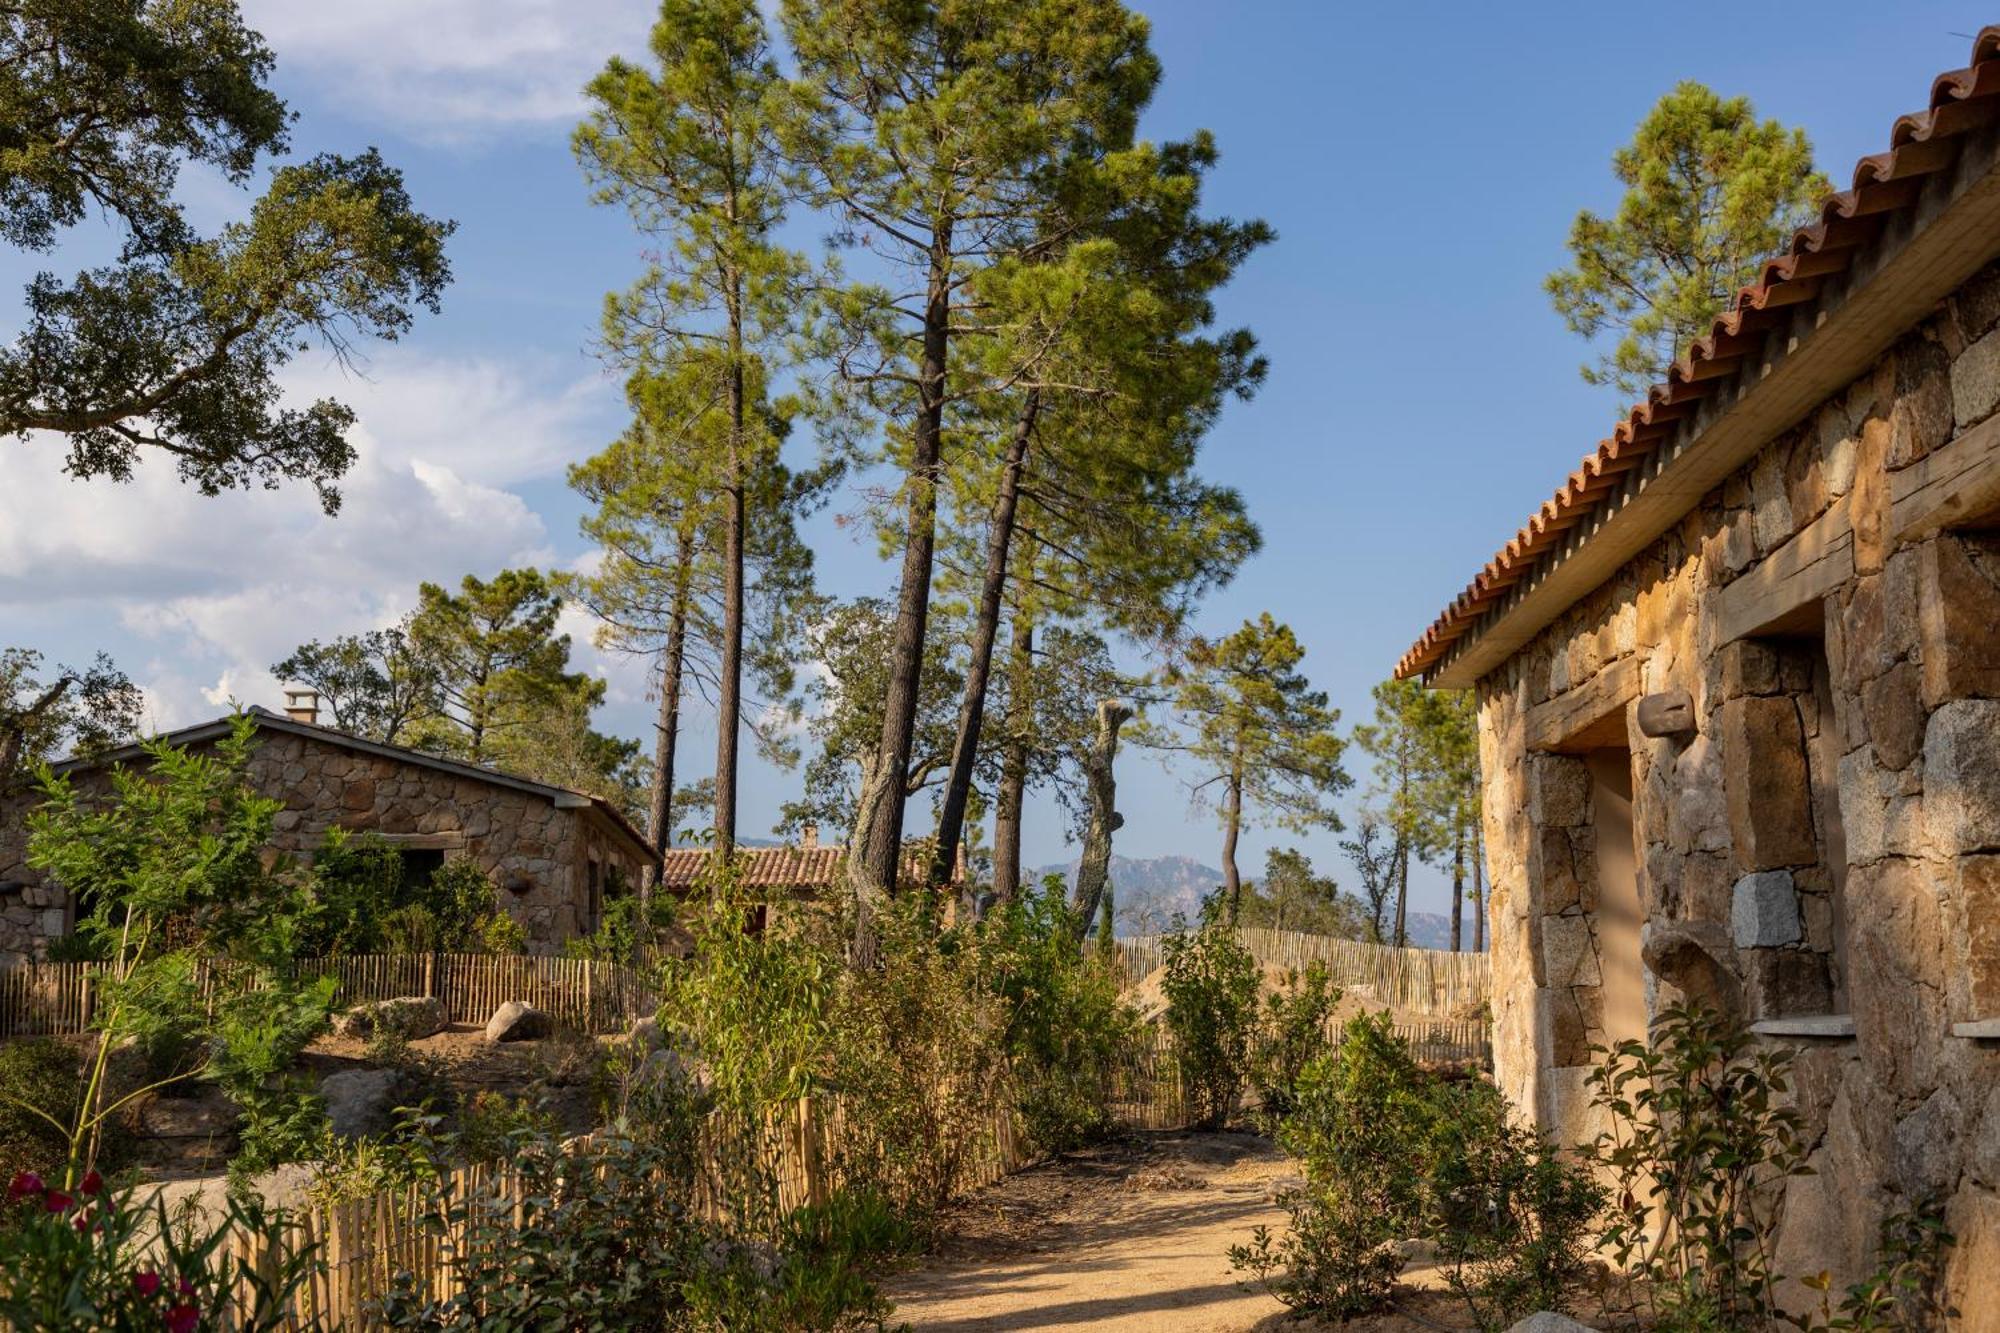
[641, 536, 695, 905]
[1450, 817, 1464, 953]
[1070, 698, 1132, 943]
[990, 620, 1033, 903]
[1393, 834, 1410, 949]
[930, 392, 1037, 889]
[1221, 749, 1244, 921]
[1473, 822, 1486, 952]
[848, 224, 953, 929]
[714, 314, 746, 863]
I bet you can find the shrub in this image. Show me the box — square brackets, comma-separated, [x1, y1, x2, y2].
[0, 1041, 97, 1211]
[1250, 961, 1340, 1128]
[1425, 1078, 1605, 1330]
[988, 876, 1140, 1153]
[0, 1167, 319, 1331]
[1586, 1001, 1812, 1327]
[1160, 893, 1259, 1129]
[1781, 1201, 1955, 1331]
[1232, 1012, 1430, 1317]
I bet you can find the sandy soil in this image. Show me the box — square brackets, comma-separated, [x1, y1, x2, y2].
[881, 1131, 1507, 1333]
[883, 1130, 1622, 1333]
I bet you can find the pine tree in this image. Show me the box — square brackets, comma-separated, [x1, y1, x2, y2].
[1546, 81, 1826, 396]
[779, 0, 1164, 922]
[1352, 677, 1445, 949]
[1146, 614, 1349, 912]
[406, 570, 579, 765]
[575, 0, 808, 858]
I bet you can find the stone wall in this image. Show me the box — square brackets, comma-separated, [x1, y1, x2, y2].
[0, 726, 651, 963]
[1477, 257, 2000, 1310]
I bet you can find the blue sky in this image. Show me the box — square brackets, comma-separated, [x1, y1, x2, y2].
[0, 2, 1980, 919]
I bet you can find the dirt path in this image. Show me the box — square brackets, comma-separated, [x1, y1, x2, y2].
[883, 1130, 1298, 1332]
[884, 1130, 1504, 1333]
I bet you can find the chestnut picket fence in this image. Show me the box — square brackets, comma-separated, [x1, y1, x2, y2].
[1115, 926, 1491, 1017]
[0, 953, 656, 1040]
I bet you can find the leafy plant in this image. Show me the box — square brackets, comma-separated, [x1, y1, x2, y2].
[0, 1168, 321, 1331]
[1586, 1001, 1814, 1327]
[1230, 1013, 1431, 1317]
[1250, 960, 1340, 1127]
[1780, 1201, 1955, 1332]
[1160, 893, 1259, 1129]
[1426, 1079, 1605, 1330]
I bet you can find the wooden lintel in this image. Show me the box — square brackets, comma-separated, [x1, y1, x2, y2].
[1715, 498, 1855, 645]
[1890, 412, 2000, 542]
[1526, 655, 1641, 753]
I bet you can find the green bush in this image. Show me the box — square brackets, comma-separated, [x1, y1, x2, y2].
[1232, 1013, 1430, 1317]
[1425, 1078, 1604, 1330]
[1160, 893, 1260, 1129]
[1586, 1001, 1811, 1326]
[0, 1041, 95, 1208]
[988, 876, 1140, 1153]
[1250, 960, 1340, 1128]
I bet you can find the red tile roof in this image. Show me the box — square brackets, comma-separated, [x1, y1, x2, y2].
[1398, 27, 2000, 682]
[656, 843, 962, 892]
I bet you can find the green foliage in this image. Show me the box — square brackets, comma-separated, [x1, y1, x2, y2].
[0, 1042, 106, 1212]
[1160, 894, 1260, 1129]
[1236, 848, 1368, 939]
[1780, 1202, 1955, 1332]
[0, 0, 453, 512]
[20, 715, 335, 1180]
[1146, 614, 1349, 896]
[987, 876, 1139, 1153]
[0, 648, 142, 791]
[1586, 1001, 1814, 1327]
[301, 831, 513, 957]
[563, 890, 679, 964]
[1546, 80, 1827, 395]
[480, 911, 527, 956]
[0, 1168, 319, 1331]
[1232, 1014, 1428, 1317]
[1249, 961, 1340, 1127]
[1425, 1080, 1605, 1331]
[270, 625, 438, 744]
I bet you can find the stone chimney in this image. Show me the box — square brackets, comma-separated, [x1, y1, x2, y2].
[283, 688, 320, 725]
[800, 822, 818, 849]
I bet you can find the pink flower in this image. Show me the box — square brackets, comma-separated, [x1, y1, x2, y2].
[43, 1190, 73, 1213]
[80, 1169, 103, 1196]
[177, 1277, 195, 1297]
[134, 1271, 163, 1298]
[7, 1171, 42, 1201]
[165, 1304, 199, 1333]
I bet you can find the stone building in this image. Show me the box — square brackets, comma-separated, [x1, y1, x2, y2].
[0, 704, 655, 964]
[1397, 29, 2000, 1311]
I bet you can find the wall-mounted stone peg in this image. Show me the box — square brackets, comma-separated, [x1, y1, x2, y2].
[1636, 689, 1697, 739]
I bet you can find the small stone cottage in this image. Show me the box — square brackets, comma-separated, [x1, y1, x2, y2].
[1398, 29, 2000, 1310]
[0, 704, 655, 964]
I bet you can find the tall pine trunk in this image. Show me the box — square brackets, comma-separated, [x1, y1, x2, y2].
[929, 391, 1038, 889]
[1393, 834, 1410, 949]
[1450, 817, 1464, 952]
[849, 224, 953, 920]
[641, 534, 695, 905]
[714, 283, 746, 863]
[1473, 822, 1486, 952]
[990, 618, 1033, 903]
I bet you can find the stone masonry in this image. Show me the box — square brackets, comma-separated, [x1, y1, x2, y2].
[0, 710, 654, 964]
[1478, 258, 2000, 1313]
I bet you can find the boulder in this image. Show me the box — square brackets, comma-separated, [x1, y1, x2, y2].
[485, 1000, 553, 1043]
[319, 1068, 401, 1140]
[334, 995, 446, 1042]
[1507, 1315, 1599, 1333]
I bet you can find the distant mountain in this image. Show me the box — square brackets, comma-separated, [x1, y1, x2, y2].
[1033, 854, 1474, 950]
[1031, 854, 1221, 934]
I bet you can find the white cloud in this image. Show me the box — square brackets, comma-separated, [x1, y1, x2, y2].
[0, 352, 615, 729]
[239, 0, 657, 138]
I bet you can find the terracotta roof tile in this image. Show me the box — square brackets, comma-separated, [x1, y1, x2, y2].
[656, 843, 960, 892]
[1398, 26, 2000, 681]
